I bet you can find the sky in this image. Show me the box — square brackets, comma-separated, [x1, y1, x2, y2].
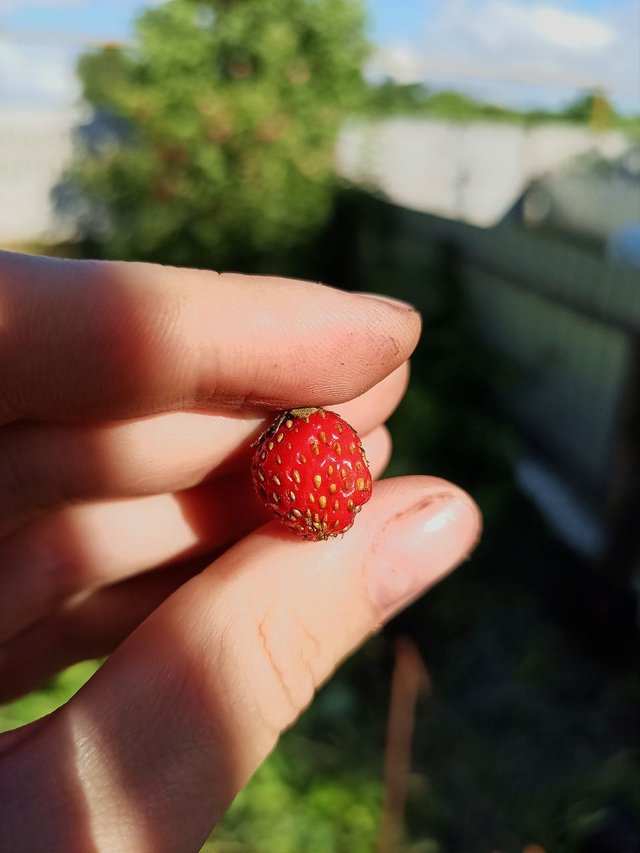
[0, 0, 638, 112]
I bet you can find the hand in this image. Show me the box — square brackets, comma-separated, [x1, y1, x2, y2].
[0, 250, 481, 851]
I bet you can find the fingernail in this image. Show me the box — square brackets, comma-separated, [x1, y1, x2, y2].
[356, 292, 417, 312]
[366, 492, 481, 616]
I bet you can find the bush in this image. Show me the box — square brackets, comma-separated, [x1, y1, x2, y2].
[62, 0, 368, 271]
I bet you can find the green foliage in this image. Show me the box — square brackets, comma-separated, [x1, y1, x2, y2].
[208, 743, 381, 852]
[364, 82, 640, 133]
[365, 82, 523, 121]
[66, 0, 368, 270]
[559, 92, 640, 135]
[206, 648, 388, 851]
[365, 81, 436, 115]
[562, 92, 601, 123]
[0, 661, 100, 733]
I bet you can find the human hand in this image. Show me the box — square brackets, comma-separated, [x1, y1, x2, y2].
[0, 251, 481, 851]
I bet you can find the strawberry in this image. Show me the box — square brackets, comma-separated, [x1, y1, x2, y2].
[251, 407, 372, 541]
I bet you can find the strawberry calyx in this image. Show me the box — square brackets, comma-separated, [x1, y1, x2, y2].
[251, 406, 321, 447]
[289, 407, 320, 420]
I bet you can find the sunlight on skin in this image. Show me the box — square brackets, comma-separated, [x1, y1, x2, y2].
[0, 425, 392, 653]
[0, 251, 480, 851]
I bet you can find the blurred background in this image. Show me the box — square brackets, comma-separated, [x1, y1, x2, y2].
[1, 0, 639, 850]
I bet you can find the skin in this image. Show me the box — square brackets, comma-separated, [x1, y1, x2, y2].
[0, 251, 481, 852]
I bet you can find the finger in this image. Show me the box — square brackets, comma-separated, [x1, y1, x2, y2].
[0, 363, 407, 538]
[0, 426, 392, 646]
[0, 478, 263, 646]
[0, 558, 209, 704]
[0, 430, 393, 699]
[0, 477, 480, 850]
[0, 251, 420, 423]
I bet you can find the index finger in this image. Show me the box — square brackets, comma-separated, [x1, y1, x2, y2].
[0, 252, 420, 423]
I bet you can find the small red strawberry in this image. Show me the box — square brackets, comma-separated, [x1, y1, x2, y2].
[252, 407, 372, 541]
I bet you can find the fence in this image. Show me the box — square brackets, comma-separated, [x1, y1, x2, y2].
[346, 194, 640, 574]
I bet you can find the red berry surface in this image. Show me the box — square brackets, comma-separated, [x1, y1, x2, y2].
[252, 407, 373, 541]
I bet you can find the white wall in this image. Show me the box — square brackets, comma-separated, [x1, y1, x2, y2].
[336, 117, 629, 226]
[0, 109, 79, 246]
[0, 110, 631, 245]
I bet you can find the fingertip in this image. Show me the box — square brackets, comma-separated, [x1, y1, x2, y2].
[355, 292, 418, 312]
[353, 291, 422, 369]
[354, 292, 422, 362]
[360, 476, 482, 617]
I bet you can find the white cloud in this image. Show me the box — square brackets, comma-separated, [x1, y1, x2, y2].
[369, 0, 639, 112]
[463, 1, 615, 54]
[518, 4, 614, 51]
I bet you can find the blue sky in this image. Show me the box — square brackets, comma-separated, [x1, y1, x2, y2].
[1, 0, 638, 111]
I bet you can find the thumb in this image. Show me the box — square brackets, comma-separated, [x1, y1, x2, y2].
[0, 476, 480, 852]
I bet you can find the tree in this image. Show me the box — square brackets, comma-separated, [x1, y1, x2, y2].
[559, 90, 613, 129]
[65, 0, 368, 270]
